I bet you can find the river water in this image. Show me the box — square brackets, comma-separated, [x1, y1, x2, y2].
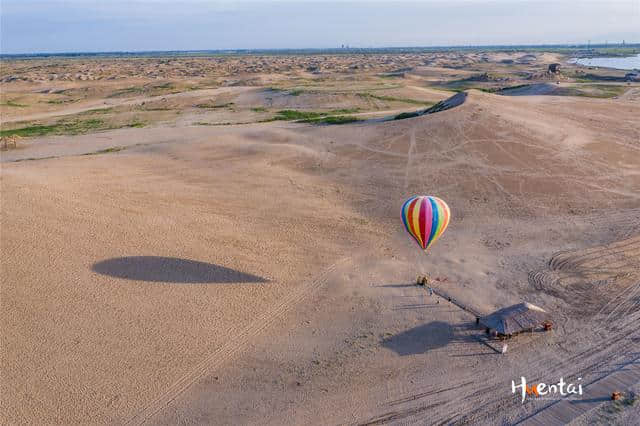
[570, 54, 640, 71]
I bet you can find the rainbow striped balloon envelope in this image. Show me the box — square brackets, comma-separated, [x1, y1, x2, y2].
[401, 195, 451, 251]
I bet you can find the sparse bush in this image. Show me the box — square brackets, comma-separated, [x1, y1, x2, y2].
[1, 99, 27, 107]
[194, 102, 233, 109]
[1, 135, 21, 150]
[302, 115, 361, 125]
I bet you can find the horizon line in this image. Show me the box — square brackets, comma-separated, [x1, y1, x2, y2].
[2, 42, 639, 58]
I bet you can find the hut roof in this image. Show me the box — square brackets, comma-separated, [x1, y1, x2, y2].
[479, 302, 549, 335]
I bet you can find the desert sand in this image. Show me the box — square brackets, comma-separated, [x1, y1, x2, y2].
[1, 50, 639, 424]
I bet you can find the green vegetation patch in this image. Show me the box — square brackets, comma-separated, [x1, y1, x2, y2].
[0, 117, 146, 138]
[1, 99, 28, 107]
[108, 86, 146, 98]
[82, 146, 126, 155]
[304, 115, 361, 125]
[108, 82, 177, 98]
[194, 102, 234, 109]
[438, 82, 484, 92]
[46, 98, 78, 104]
[589, 47, 640, 57]
[272, 110, 328, 121]
[271, 109, 361, 122]
[358, 92, 433, 105]
[571, 72, 629, 82]
[265, 87, 305, 96]
[570, 84, 627, 98]
[0, 118, 105, 138]
[126, 121, 147, 128]
[488, 84, 532, 93]
[263, 109, 363, 125]
[78, 107, 115, 115]
[329, 108, 360, 114]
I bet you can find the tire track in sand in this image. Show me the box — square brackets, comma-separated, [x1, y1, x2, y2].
[126, 256, 351, 425]
[403, 127, 416, 191]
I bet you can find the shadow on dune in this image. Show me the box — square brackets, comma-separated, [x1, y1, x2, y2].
[382, 321, 454, 355]
[92, 256, 267, 283]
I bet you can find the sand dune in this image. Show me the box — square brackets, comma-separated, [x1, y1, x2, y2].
[2, 53, 639, 425]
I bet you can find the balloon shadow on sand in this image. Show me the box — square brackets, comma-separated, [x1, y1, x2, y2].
[92, 256, 267, 284]
[382, 321, 454, 355]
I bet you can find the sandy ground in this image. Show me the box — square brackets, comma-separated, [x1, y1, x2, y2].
[0, 87, 254, 124]
[2, 52, 640, 425]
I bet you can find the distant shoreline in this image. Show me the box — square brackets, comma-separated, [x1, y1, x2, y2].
[569, 54, 640, 71]
[2, 43, 639, 60]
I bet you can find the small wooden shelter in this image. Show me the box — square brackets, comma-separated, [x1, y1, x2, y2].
[479, 302, 550, 338]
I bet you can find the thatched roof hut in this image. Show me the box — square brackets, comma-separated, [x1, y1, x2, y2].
[479, 302, 549, 336]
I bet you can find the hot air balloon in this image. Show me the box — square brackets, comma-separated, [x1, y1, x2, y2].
[401, 195, 450, 251]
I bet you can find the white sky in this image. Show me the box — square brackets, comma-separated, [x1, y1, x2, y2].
[1, 0, 638, 53]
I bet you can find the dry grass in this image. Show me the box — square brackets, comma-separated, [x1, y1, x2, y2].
[1, 135, 21, 150]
